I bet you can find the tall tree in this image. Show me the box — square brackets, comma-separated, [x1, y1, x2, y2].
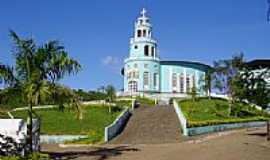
[0, 31, 81, 153]
[237, 67, 270, 109]
[105, 85, 116, 113]
[200, 69, 214, 99]
[213, 53, 245, 116]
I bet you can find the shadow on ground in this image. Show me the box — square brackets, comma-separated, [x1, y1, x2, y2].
[43, 146, 140, 160]
[247, 130, 268, 137]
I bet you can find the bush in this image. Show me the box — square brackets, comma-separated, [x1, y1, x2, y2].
[0, 134, 24, 157]
[0, 153, 51, 160]
[188, 117, 270, 128]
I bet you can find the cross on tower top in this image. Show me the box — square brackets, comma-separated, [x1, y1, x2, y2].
[141, 8, 147, 17]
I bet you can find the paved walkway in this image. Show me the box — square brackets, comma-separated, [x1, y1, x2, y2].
[110, 105, 185, 144]
[42, 127, 270, 160]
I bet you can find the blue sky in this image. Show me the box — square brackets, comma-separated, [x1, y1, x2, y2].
[0, 0, 269, 90]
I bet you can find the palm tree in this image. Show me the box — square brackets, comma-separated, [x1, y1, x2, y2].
[0, 30, 81, 153]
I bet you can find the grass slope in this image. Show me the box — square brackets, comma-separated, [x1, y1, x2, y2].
[179, 98, 270, 128]
[8, 105, 121, 140]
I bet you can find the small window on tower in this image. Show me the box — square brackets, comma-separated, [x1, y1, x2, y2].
[144, 45, 149, 56]
[134, 45, 138, 49]
[137, 30, 142, 37]
[143, 30, 146, 37]
[151, 46, 154, 57]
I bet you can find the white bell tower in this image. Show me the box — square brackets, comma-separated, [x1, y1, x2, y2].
[129, 8, 158, 59]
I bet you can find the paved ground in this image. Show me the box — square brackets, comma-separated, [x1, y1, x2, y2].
[110, 105, 186, 144]
[42, 127, 270, 160]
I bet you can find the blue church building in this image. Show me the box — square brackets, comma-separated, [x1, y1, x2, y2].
[122, 9, 211, 98]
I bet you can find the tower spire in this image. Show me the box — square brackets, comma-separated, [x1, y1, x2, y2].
[141, 8, 147, 17]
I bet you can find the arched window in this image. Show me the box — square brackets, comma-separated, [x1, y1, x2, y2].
[151, 46, 155, 57]
[132, 71, 136, 78]
[154, 73, 158, 88]
[137, 30, 142, 37]
[143, 72, 149, 86]
[128, 81, 138, 92]
[179, 74, 184, 93]
[192, 75, 196, 89]
[186, 75, 191, 93]
[144, 45, 149, 56]
[143, 30, 146, 37]
[172, 73, 177, 93]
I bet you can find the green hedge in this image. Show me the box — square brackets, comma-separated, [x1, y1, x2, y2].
[188, 117, 270, 128]
[0, 153, 50, 160]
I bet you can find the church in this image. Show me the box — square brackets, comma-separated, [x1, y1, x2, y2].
[122, 9, 211, 98]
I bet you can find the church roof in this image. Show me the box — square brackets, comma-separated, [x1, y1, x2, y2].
[246, 59, 270, 69]
[160, 60, 212, 72]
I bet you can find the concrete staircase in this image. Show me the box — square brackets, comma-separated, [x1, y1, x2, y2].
[109, 105, 186, 144]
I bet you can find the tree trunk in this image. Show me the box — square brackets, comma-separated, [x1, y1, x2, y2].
[27, 102, 33, 153]
[228, 99, 232, 116]
[267, 120, 270, 141]
[78, 106, 83, 120]
[109, 105, 111, 113]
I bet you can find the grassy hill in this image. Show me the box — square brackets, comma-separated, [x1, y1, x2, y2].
[179, 98, 270, 128]
[3, 105, 123, 143]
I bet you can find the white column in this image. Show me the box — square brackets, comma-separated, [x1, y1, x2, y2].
[177, 73, 180, 92]
[195, 71, 198, 91]
[184, 68, 187, 93]
[169, 68, 172, 92]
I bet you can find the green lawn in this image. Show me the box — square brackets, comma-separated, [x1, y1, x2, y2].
[115, 100, 132, 108]
[6, 105, 122, 143]
[136, 97, 155, 106]
[179, 98, 270, 128]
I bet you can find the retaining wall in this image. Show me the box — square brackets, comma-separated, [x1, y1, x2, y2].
[40, 135, 87, 144]
[188, 121, 266, 136]
[173, 100, 188, 136]
[104, 107, 131, 142]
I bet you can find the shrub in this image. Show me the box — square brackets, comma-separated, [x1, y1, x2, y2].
[0, 153, 51, 160]
[0, 134, 24, 157]
[187, 117, 270, 128]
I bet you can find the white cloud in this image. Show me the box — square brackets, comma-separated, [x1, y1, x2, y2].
[101, 56, 120, 65]
[101, 56, 122, 74]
